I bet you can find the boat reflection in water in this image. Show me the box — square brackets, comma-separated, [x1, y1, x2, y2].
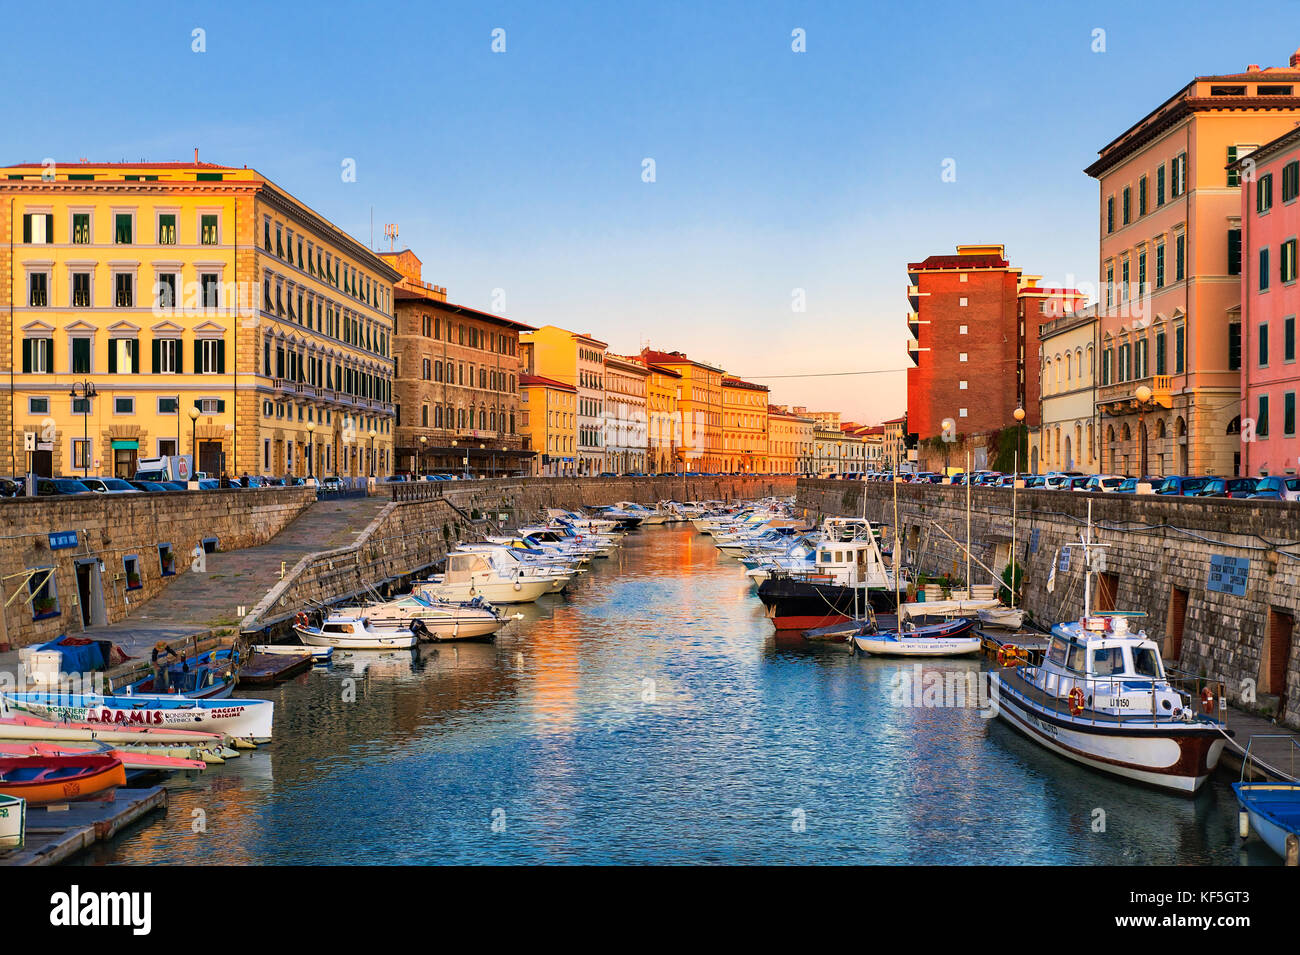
[91, 522, 1260, 865]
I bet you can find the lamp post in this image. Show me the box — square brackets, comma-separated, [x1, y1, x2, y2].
[306, 424, 316, 478]
[1134, 384, 1154, 478]
[187, 405, 200, 470]
[1011, 407, 1025, 610]
[837, 441, 843, 477]
[941, 417, 955, 479]
[69, 380, 97, 477]
[479, 443, 486, 479]
[419, 435, 427, 478]
[368, 428, 377, 477]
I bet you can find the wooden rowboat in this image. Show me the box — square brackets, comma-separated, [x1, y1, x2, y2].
[0, 793, 24, 848]
[0, 712, 226, 746]
[0, 741, 205, 774]
[0, 754, 127, 805]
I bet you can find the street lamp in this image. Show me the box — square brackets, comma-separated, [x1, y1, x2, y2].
[941, 417, 956, 477]
[479, 443, 485, 479]
[837, 441, 843, 477]
[419, 435, 427, 478]
[187, 406, 200, 470]
[306, 424, 316, 478]
[368, 427, 377, 477]
[1013, 406, 1026, 476]
[1134, 384, 1154, 478]
[69, 380, 97, 478]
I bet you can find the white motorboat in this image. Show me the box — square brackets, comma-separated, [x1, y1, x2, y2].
[332, 594, 513, 642]
[1, 691, 274, 743]
[293, 614, 419, 649]
[0, 794, 25, 848]
[851, 617, 982, 657]
[993, 504, 1229, 794]
[417, 550, 557, 604]
[250, 644, 334, 662]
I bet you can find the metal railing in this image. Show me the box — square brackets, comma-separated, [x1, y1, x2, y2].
[1240, 735, 1300, 783]
[1001, 664, 1227, 728]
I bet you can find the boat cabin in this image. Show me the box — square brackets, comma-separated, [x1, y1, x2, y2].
[806, 535, 890, 588]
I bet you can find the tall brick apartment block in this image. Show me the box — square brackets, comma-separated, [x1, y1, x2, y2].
[906, 244, 1084, 453]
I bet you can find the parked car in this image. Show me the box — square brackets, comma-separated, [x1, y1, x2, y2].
[197, 479, 220, 490]
[1064, 476, 1093, 491]
[0, 477, 25, 497]
[129, 480, 169, 492]
[1195, 476, 1258, 499]
[1249, 475, 1300, 501]
[318, 476, 345, 491]
[37, 477, 92, 495]
[81, 477, 142, 494]
[1156, 475, 1214, 496]
[1082, 474, 1126, 493]
[974, 472, 1003, 486]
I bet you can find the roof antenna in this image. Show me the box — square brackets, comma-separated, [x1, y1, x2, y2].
[194, 147, 199, 164]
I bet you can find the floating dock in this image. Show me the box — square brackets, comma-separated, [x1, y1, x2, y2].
[0, 787, 166, 866]
[237, 650, 314, 686]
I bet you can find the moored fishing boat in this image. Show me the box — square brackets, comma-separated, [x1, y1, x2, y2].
[0, 754, 127, 804]
[118, 647, 238, 699]
[250, 644, 333, 662]
[0, 692, 274, 743]
[0, 710, 227, 747]
[757, 524, 896, 630]
[993, 504, 1229, 794]
[977, 606, 1026, 630]
[0, 793, 24, 848]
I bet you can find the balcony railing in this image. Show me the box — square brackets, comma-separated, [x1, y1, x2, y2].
[1096, 374, 1175, 413]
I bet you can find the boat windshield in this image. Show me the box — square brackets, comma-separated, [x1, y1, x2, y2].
[1091, 646, 1124, 677]
[1132, 646, 1163, 679]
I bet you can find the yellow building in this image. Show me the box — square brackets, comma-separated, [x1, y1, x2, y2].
[521, 325, 607, 475]
[1039, 305, 1100, 475]
[722, 376, 769, 472]
[640, 348, 723, 471]
[1, 158, 398, 481]
[882, 415, 907, 472]
[633, 357, 681, 474]
[767, 404, 815, 473]
[520, 373, 577, 476]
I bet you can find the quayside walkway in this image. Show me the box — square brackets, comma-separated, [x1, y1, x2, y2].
[0, 496, 388, 670]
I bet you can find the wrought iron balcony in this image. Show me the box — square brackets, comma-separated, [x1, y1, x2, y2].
[1096, 374, 1175, 415]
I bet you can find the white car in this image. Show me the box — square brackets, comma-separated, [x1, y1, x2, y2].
[1081, 474, 1125, 492]
[81, 477, 142, 493]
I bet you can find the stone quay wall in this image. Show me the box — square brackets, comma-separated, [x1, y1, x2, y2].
[244, 475, 797, 634]
[795, 479, 1300, 729]
[0, 488, 314, 650]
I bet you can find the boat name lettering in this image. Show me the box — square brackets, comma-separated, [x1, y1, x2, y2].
[87, 707, 164, 725]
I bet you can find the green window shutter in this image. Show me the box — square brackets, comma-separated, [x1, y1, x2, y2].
[152, 338, 161, 373]
[176, 339, 183, 374]
[22, 215, 31, 243]
[1227, 146, 1239, 187]
[216, 399, 226, 413]
[44, 214, 53, 242]
[216, 340, 226, 374]
[45, 339, 54, 372]
[22, 339, 31, 373]
[108, 340, 117, 373]
[194, 340, 203, 374]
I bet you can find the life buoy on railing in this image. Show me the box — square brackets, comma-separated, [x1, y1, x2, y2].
[295, 611, 309, 630]
[1201, 687, 1216, 714]
[1067, 686, 1086, 717]
[997, 645, 1019, 666]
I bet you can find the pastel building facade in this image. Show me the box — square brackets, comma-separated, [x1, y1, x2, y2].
[721, 376, 769, 473]
[603, 354, 649, 473]
[1038, 305, 1100, 475]
[1086, 49, 1300, 477]
[1239, 124, 1300, 474]
[519, 373, 577, 475]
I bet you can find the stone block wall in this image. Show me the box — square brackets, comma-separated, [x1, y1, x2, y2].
[0, 487, 314, 649]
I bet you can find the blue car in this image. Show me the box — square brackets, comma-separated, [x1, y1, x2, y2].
[1250, 476, 1300, 501]
[1156, 475, 1214, 496]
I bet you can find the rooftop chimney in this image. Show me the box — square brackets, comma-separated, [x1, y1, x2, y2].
[194, 147, 199, 163]
[1247, 64, 1260, 72]
[1291, 47, 1300, 68]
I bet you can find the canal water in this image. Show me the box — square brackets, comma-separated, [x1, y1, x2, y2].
[89, 524, 1275, 865]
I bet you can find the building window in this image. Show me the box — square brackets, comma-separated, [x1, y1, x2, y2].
[28, 568, 58, 620]
[23, 338, 52, 374]
[1138, 175, 1148, 216]
[201, 214, 219, 245]
[1175, 326, 1185, 374]
[1287, 392, 1297, 437]
[1260, 322, 1270, 367]
[115, 273, 134, 307]
[201, 273, 219, 307]
[71, 337, 92, 374]
[1156, 165, 1165, 206]
[108, 338, 137, 374]
[158, 396, 179, 415]
[72, 438, 92, 470]
[958, 380, 968, 390]
[1258, 394, 1270, 437]
[1106, 196, 1114, 234]
[1175, 234, 1185, 282]
[156, 273, 177, 308]
[1228, 323, 1241, 371]
[1228, 229, 1242, 276]
[1171, 153, 1186, 197]
[1155, 243, 1165, 288]
[22, 213, 53, 244]
[1258, 173, 1274, 214]
[1287, 317, 1296, 363]
[1261, 247, 1271, 291]
[1122, 186, 1131, 225]
[958, 408, 968, 418]
[197, 339, 225, 375]
[158, 214, 177, 245]
[155, 338, 181, 374]
[958, 297, 968, 307]
[114, 396, 135, 415]
[1155, 330, 1167, 375]
[958, 352, 968, 362]
[1282, 239, 1298, 284]
[114, 213, 133, 244]
[72, 272, 91, 307]
[28, 272, 48, 307]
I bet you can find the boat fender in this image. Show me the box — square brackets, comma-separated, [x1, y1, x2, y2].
[1239, 810, 1250, 839]
[1200, 687, 1215, 714]
[1067, 687, 1085, 717]
[514, 580, 522, 591]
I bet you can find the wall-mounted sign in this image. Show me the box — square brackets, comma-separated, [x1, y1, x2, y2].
[1207, 554, 1249, 596]
[1029, 528, 1041, 555]
[1058, 547, 1071, 573]
[49, 531, 78, 550]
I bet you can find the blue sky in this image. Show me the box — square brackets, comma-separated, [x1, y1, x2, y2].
[3, 0, 1297, 422]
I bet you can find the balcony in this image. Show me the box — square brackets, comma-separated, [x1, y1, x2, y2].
[1096, 374, 1175, 415]
[907, 285, 922, 310]
[907, 312, 922, 337]
[907, 338, 928, 366]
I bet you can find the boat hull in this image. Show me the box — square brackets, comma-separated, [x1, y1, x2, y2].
[421, 578, 555, 604]
[757, 577, 896, 631]
[1233, 782, 1300, 860]
[0, 793, 24, 847]
[2, 693, 274, 743]
[993, 674, 1226, 793]
[0, 754, 127, 804]
[292, 625, 417, 650]
[853, 634, 982, 656]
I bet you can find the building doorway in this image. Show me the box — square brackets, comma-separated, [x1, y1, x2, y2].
[199, 440, 223, 478]
[32, 448, 53, 477]
[1165, 587, 1188, 661]
[1264, 609, 1293, 712]
[74, 558, 106, 628]
[1094, 572, 1119, 613]
[114, 447, 138, 479]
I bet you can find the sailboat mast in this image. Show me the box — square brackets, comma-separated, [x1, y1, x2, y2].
[1083, 499, 1093, 618]
[892, 472, 901, 611]
[965, 449, 971, 602]
[1011, 446, 1018, 609]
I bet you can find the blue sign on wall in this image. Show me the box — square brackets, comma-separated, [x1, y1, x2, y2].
[1058, 547, 1071, 573]
[1030, 528, 1040, 554]
[48, 531, 77, 550]
[1207, 554, 1249, 596]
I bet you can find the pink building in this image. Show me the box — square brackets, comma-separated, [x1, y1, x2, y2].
[1239, 126, 1300, 475]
